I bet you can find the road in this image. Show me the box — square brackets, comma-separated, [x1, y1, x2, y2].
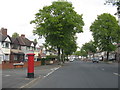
[29, 60, 119, 88]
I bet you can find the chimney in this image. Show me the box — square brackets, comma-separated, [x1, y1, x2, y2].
[0, 28, 7, 35]
[21, 34, 25, 38]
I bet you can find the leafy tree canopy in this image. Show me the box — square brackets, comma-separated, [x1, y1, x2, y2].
[34, 39, 37, 44]
[90, 13, 119, 52]
[12, 32, 19, 38]
[30, 0, 84, 49]
[105, 0, 120, 6]
[82, 41, 97, 54]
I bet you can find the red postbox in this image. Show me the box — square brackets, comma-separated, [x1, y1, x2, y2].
[27, 53, 35, 78]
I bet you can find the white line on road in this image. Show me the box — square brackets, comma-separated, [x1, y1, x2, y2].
[44, 71, 54, 78]
[101, 68, 105, 71]
[20, 76, 41, 88]
[113, 73, 120, 76]
[3, 75, 11, 77]
[44, 66, 61, 78]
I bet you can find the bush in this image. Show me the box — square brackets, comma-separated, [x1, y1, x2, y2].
[37, 58, 46, 61]
[46, 55, 58, 60]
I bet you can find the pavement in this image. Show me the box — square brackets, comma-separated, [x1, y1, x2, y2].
[2, 63, 61, 88]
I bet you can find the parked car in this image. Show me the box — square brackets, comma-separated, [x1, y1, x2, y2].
[91, 57, 99, 63]
[69, 58, 74, 62]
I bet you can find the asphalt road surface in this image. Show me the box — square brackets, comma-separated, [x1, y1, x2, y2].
[29, 60, 119, 88]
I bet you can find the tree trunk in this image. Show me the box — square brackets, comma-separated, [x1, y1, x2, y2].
[61, 49, 65, 63]
[67, 55, 69, 61]
[107, 51, 109, 61]
[93, 53, 95, 58]
[57, 47, 61, 64]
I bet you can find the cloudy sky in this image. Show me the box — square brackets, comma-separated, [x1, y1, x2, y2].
[0, 0, 117, 47]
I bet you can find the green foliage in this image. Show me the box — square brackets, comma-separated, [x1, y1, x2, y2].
[74, 51, 81, 56]
[37, 58, 46, 61]
[82, 41, 97, 54]
[34, 39, 37, 43]
[105, 0, 120, 6]
[79, 47, 87, 57]
[64, 39, 77, 56]
[12, 32, 19, 38]
[90, 13, 119, 52]
[30, 0, 84, 58]
[46, 55, 57, 60]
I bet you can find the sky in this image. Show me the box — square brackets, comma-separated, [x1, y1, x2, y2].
[0, 0, 117, 48]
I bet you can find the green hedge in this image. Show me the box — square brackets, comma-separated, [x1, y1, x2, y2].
[46, 55, 58, 60]
[37, 55, 58, 61]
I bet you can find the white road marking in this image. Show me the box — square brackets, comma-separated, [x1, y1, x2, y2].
[101, 68, 105, 71]
[20, 76, 41, 88]
[44, 71, 54, 78]
[44, 66, 61, 78]
[113, 73, 120, 76]
[5, 75, 11, 77]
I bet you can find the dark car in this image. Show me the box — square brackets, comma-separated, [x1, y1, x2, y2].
[91, 57, 99, 63]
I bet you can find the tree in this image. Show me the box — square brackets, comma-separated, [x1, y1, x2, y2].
[64, 39, 77, 59]
[105, 0, 120, 26]
[74, 51, 81, 58]
[30, 0, 84, 62]
[12, 32, 19, 38]
[34, 39, 37, 44]
[82, 41, 97, 58]
[79, 47, 87, 59]
[104, 0, 120, 6]
[90, 13, 120, 60]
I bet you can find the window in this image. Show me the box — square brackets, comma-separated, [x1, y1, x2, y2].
[0, 55, 3, 63]
[4, 54, 9, 61]
[13, 44, 18, 49]
[5, 43, 9, 48]
[2, 42, 10, 48]
[14, 55, 17, 60]
[19, 45, 21, 50]
[32, 47, 34, 50]
[26, 46, 30, 51]
[30, 47, 32, 50]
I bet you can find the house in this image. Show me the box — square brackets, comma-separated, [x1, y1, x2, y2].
[10, 37, 25, 63]
[16, 34, 41, 61]
[0, 28, 11, 63]
[38, 46, 46, 58]
[16, 34, 33, 61]
[34, 43, 41, 61]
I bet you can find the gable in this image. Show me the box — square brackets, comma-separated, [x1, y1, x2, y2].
[36, 44, 39, 48]
[5, 37, 11, 42]
[31, 43, 34, 47]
